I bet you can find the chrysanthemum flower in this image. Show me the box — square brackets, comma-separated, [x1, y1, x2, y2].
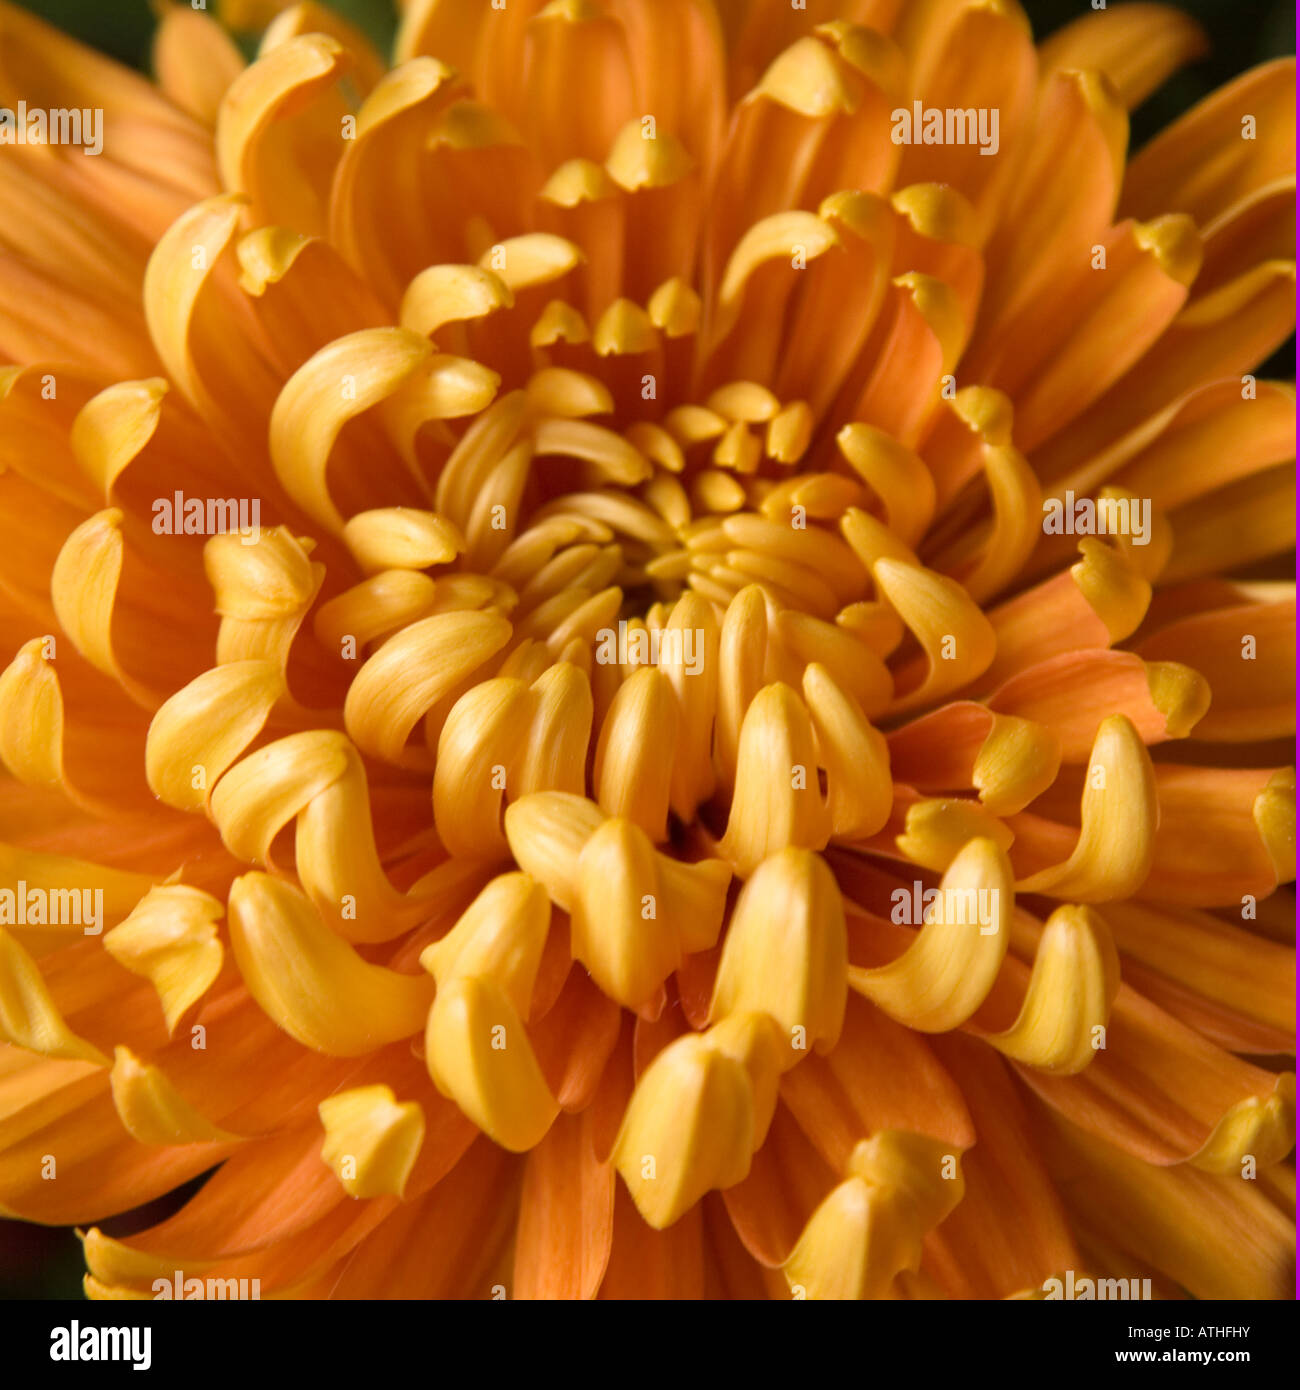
[0, 0, 1294, 1301]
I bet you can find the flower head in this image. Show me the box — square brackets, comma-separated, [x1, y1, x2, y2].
[0, 0, 1294, 1300]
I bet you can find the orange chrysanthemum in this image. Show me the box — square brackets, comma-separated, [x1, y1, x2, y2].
[0, 0, 1294, 1301]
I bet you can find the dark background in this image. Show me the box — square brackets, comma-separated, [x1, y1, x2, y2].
[0, 0, 1295, 1299]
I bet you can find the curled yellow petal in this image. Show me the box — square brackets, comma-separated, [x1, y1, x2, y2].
[154, 3, 247, 125]
[480, 233, 585, 293]
[329, 56, 462, 302]
[572, 817, 678, 1011]
[647, 276, 701, 337]
[146, 661, 285, 813]
[849, 837, 1013, 1032]
[342, 508, 465, 575]
[705, 1011, 785, 1150]
[755, 34, 858, 117]
[0, 640, 86, 809]
[973, 714, 1062, 817]
[206, 524, 319, 622]
[778, 609, 891, 717]
[1017, 715, 1157, 900]
[260, 1, 386, 94]
[419, 872, 550, 1017]
[784, 1132, 965, 1301]
[871, 556, 996, 714]
[593, 667, 678, 842]
[433, 677, 531, 860]
[343, 610, 513, 767]
[400, 263, 514, 339]
[227, 873, 432, 1057]
[594, 299, 659, 357]
[318, 1084, 425, 1198]
[709, 847, 846, 1063]
[313, 570, 439, 654]
[1097, 485, 1174, 583]
[424, 974, 558, 1152]
[895, 798, 1014, 873]
[532, 418, 650, 486]
[715, 584, 768, 789]
[766, 401, 815, 464]
[142, 195, 247, 421]
[1144, 661, 1211, 742]
[103, 885, 224, 1035]
[215, 34, 349, 234]
[109, 1046, 240, 1146]
[1071, 538, 1151, 644]
[612, 1028, 757, 1228]
[1189, 1074, 1296, 1175]
[707, 381, 780, 424]
[540, 154, 618, 208]
[0, 845, 153, 944]
[208, 528, 325, 689]
[269, 327, 432, 534]
[516, 662, 593, 798]
[530, 300, 590, 349]
[0, 928, 108, 1065]
[840, 505, 918, 570]
[1254, 769, 1296, 886]
[719, 683, 830, 876]
[661, 593, 720, 821]
[709, 210, 841, 361]
[379, 354, 503, 465]
[293, 740, 440, 942]
[606, 119, 695, 191]
[210, 730, 351, 867]
[50, 510, 157, 708]
[717, 211, 841, 308]
[939, 444, 1043, 605]
[655, 854, 732, 955]
[69, 377, 166, 506]
[837, 424, 935, 548]
[503, 791, 605, 912]
[527, 367, 613, 420]
[981, 904, 1121, 1075]
[802, 662, 892, 839]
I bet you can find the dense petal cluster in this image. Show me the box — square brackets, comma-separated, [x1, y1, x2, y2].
[0, 0, 1294, 1299]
